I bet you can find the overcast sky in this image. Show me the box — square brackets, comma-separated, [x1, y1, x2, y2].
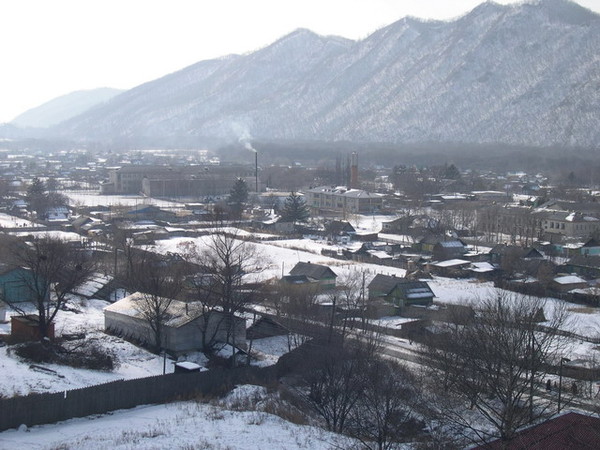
[1, 0, 598, 123]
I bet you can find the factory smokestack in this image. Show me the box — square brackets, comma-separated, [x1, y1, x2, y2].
[350, 152, 358, 189]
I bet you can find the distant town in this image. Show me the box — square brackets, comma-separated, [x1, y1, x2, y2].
[1, 145, 600, 447]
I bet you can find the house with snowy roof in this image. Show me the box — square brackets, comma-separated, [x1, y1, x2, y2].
[304, 186, 383, 215]
[286, 262, 337, 291]
[551, 275, 588, 293]
[540, 211, 600, 239]
[104, 292, 246, 354]
[432, 239, 467, 261]
[367, 274, 434, 312]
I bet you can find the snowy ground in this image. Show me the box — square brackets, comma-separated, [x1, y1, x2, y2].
[9, 230, 84, 241]
[3, 215, 600, 424]
[0, 299, 170, 397]
[0, 299, 290, 397]
[63, 191, 182, 209]
[154, 235, 406, 285]
[0, 385, 355, 449]
[152, 231, 600, 342]
[428, 276, 600, 340]
[0, 213, 43, 228]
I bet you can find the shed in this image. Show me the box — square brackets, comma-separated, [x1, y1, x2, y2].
[174, 361, 202, 373]
[11, 315, 55, 342]
[428, 259, 470, 276]
[551, 275, 588, 293]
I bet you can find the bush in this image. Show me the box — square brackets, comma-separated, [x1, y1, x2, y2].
[13, 339, 115, 371]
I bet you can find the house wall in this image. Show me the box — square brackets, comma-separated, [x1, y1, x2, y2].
[104, 309, 246, 353]
[11, 316, 55, 342]
[543, 218, 600, 238]
[582, 246, 600, 256]
[0, 269, 40, 304]
[306, 189, 382, 214]
[104, 311, 156, 347]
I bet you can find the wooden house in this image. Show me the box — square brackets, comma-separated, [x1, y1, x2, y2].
[367, 274, 434, 310]
[551, 275, 588, 293]
[432, 240, 467, 261]
[288, 262, 337, 290]
[581, 238, 600, 256]
[564, 255, 600, 279]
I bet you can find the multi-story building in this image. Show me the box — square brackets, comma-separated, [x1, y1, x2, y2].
[304, 186, 383, 215]
[101, 164, 260, 197]
[540, 211, 600, 239]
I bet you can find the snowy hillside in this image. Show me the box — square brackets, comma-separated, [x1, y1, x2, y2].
[0, 385, 356, 449]
[52, 0, 600, 148]
[11, 88, 123, 128]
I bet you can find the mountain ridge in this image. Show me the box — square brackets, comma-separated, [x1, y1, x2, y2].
[42, 0, 600, 148]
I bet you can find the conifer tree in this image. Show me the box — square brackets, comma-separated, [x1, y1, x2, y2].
[228, 178, 248, 219]
[281, 191, 310, 225]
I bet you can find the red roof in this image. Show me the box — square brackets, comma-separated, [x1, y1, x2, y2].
[477, 412, 600, 449]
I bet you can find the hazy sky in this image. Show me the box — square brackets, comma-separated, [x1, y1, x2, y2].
[1, 0, 598, 123]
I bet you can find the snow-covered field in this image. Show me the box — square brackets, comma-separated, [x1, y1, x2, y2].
[0, 299, 289, 397]
[0, 300, 169, 397]
[0, 385, 355, 449]
[9, 230, 84, 241]
[154, 235, 406, 285]
[152, 232, 600, 341]
[428, 276, 600, 340]
[0, 213, 43, 228]
[2, 215, 600, 447]
[63, 191, 182, 208]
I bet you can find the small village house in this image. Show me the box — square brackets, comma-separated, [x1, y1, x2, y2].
[368, 274, 435, 312]
[104, 292, 246, 354]
[287, 262, 337, 291]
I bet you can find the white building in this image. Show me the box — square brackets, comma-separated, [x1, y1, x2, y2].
[104, 292, 246, 354]
[540, 211, 600, 239]
[304, 186, 383, 215]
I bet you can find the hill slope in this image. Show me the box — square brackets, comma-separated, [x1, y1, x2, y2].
[54, 0, 600, 148]
[12, 87, 123, 128]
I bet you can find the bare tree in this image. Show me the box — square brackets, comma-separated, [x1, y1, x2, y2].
[297, 341, 372, 433]
[349, 359, 424, 450]
[334, 268, 368, 334]
[279, 281, 323, 350]
[422, 291, 570, 444]
[178, 228, 266, 360]
[128, 251, 187, 352]
[3, 235, 95, 339]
